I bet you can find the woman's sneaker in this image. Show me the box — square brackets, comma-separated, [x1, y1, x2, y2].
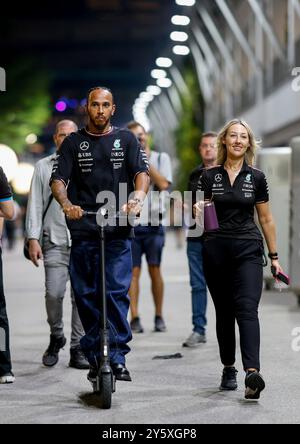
[245, 371, 265, 400]
[219, 367, 238, 390]
[0, 372, 15, 384]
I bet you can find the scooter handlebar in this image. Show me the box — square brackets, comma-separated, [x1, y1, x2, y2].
[82, 209, 140, 222]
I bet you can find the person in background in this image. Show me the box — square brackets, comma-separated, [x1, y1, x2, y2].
[127, 121, 172, 334]
[0, 167, 16, 383]
[195, 119, 282, 399]
[183, 132, 217, 348]
[26, 120, 89, 369]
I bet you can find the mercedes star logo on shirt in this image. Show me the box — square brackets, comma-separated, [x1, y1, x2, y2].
[80, 141, 89, 151]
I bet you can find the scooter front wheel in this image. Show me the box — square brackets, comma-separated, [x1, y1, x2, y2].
[95, 373, 113, 409]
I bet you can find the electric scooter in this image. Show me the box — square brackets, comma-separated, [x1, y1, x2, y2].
[83, 207, 136, 409]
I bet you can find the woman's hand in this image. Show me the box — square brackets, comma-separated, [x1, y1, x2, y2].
[193, 200, 205, 225]
[270, 259, 283, 276]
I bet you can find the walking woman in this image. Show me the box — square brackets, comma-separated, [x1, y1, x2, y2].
[195, 119, 282, 399]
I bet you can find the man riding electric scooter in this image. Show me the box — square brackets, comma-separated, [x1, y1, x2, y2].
[50, 87, 149, 389]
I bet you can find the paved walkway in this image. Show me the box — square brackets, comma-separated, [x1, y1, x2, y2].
[1, 233, 300, 424]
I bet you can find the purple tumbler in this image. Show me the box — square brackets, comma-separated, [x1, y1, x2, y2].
[204, 202, 219, 231]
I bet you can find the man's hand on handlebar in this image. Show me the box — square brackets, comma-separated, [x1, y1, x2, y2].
[122, 198, 143, 216]
[63, 204, 84, 220]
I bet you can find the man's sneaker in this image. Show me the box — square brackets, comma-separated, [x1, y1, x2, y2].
[154, 315, 166, 332]
[182, 331, 206, 347]
[42, 335, 66, 367]
[87, 365, 98, 383]
[130, 317, 144, 333]
[245, 371, 265, 400]
[0, 372, 15, 384]
[219, 366, 238, 391]
[69, 345, 89, 369]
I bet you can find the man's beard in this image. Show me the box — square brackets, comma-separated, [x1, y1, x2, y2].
[90, 116, 109, 130]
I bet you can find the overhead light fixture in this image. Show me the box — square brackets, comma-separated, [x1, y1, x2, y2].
[155, 57, 173, 68]
[151, 69, 167, 79]
[156, 78, 172, 88]
[132, 112, 150, 132]
[170, 31, 189, 42]
[139, 92, 154, 102]
[134, 98, 146, 104]
[172, 45, 190, 55]
[133, 110, 147, 118]
[133, 105, 147, 113]
[146, 85, 161, 96]
[133, 109, 146, 117]
[171, 15, 190, 26]
[175, 0, 195, 6]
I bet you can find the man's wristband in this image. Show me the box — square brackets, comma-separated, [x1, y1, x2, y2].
[268, 252, 279, 260]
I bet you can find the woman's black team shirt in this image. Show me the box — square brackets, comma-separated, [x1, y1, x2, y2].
[50, 127, 149, 240]
[199, 161, 269, 240]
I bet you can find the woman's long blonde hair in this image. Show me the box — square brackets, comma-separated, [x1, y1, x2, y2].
[217, 119, 259, 166]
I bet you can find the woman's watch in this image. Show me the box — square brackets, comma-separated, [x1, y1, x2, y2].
[268, 252, 279, 260]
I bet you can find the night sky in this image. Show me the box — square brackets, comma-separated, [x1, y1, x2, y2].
[1, 0, 178, 126]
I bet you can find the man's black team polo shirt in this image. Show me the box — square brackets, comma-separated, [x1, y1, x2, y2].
[199, 161, 269, 241]
[50, 127, 149, 240]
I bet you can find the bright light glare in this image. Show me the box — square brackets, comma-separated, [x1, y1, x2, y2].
[175, 0, 195, 6]
[133, 113, 150, 132]
[170, 31, 188, 42]
[11, 162, 34, 195]
[171, 15, 190, 26]
[134, 103, 147, 110]
[133, 105, 148, 114]
[151, 69, 167, 79]
[0, 144, 18, 182]
[25, 133, 38, 144]
[146, 85, 161, 96]
[172, 45, 190, 55]
[155, 57, 173, 68]
[139, 92, 154, 102]
[156, 78, 172, 88]
[55, 101, 67, 112]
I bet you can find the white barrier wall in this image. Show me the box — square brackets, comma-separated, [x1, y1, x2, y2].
[289, 138, 300, 298]
[256, 147, 291, 282]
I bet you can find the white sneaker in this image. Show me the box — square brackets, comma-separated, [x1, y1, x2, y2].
[182, 331, 206, 347]
[0, 372, 15, 384]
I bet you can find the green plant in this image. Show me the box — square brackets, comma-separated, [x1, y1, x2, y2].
[0, 59, 51, 153]
[174, 68, 203, 192]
